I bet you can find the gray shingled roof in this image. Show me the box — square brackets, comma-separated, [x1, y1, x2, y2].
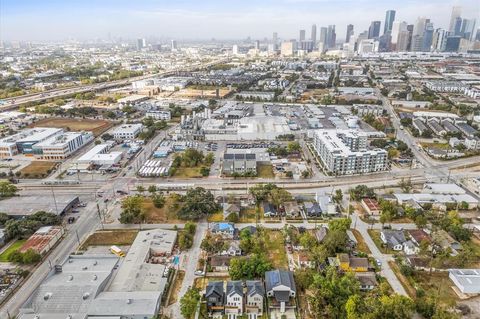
[206, 281, 224, 298]
[226, 281, 243, 297]
[246, 280, 264, 297]
[265, 270, 296, 295]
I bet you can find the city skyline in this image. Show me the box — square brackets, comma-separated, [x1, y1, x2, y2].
[1, 0, 478, 41]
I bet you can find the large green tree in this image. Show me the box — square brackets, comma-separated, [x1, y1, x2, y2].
[180, 287, 200, 319]
[119, 195, 145, 224]
[177, 187, 220, 220]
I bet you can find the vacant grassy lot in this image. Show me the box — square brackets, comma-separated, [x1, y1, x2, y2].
[79, 230, 138, 250]
[19, 161, 57, 178]
[31, 117, 113, 137]
[351, 229, 371, 254]
[367, 229, 392, 254]
[257, 164, 275, 178]
[142, 195, 182, 223]
[264, 230, 288, 270]
[239, 207, 257, 223]
[0, 240, 26, 262]
[171, 167, 204, 178]
[207, 212, 224, 222]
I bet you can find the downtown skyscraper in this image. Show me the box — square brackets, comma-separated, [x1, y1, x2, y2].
[384, 10, 396, 34]
[346, 24, 354, 43]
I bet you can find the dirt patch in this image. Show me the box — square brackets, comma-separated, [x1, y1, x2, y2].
[79, 230, 138, 250]
[351, 229, 371, 254]
[167, 270, 185, 306]
[19, 161, 58, 178]
[31, 117, 113, 137]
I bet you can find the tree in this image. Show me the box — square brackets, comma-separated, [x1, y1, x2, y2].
[229, 254, 272, 280]
[102, 133, 113, 140]
[328, 218, 351, 232]
[180, 287, 200, 319]
[22, 249, 42, 264]
[0, 180, 17, 198]
[333, 189, 343, 203]
[0, 213, 11, 226]
[398, 178, 413, 193]
[201, 234, 227, 255]
[349, 185, 375, 201]
[309, 267, 360, 318]
[177, 187, 220, 220]
[269, 188, 292, 208]
[287, 142, 301, 153]
[204, 153, 215, 166]
[136, 185, 145, 195]
[119, 195, 145, 224]
[151, 193, 165, 208]
[147, 185, 157, 195]
[294, 269, 315, 291]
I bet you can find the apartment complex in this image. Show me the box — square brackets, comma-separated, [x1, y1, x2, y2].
[313, 129, 388, 175]
[222, 153, 257, 175]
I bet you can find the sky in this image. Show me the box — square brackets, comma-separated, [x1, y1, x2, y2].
[1, 0, 479, 42]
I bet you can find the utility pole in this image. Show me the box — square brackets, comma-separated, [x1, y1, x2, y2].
[51, 186, 59, 215]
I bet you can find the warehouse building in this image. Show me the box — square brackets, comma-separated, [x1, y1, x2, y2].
[313, 129, 388, 175]
[76, 143, 123, 167]
[0, 194, 79, 218]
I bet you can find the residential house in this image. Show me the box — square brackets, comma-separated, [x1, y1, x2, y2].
[211, 222, 236, 239]
[246, 280, 265, 319]
[406, 256, 431, 271]
[265, 270, 296, 314]
[407, 229, 431, 247]
[315, 226, 328, 243]
[262, 202, 277, 217]
[432, 230, 463, 256]
[298, 252, 315, 268]
[225, 281, 243, 318]
[380, 230, 407, 251]
[303, 201, 322, 217]
[223, 203, 241, 220]
[403, 240, 419, 255]
[361, 198, 381, 216]
[210, 256, 232, 272]
[337, 253, 369, 272]
[355, 272, 378, 291]
[284, 201, 302, 218]
[222, 241, 242, 256]
[206, 281, 224, 315]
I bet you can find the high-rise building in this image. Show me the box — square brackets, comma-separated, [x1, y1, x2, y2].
[368, 21, 381, 39]
[280, 41, 295, 56]
[391, 21, 407, 49]
[319, 27, 328, 49]
[299, 30, 306, 41]
[326, 25, 336, 48]
[136, 38, 146, 50]
[422, 22, 434, 51]
[397, 30, 411, 52]
[461, 19, 477, 40]
[411, 17, 427, 51]
[406, 24, 414, 51]
[311, 24, 317, 44]
[346, 24, 354, 43]
[272, 32, 278, 50]
[445, 36, 461, 52]
[254, 40, 260, 50]
[432, 29, 448, 52]
[232, 45, 239, 55]
[384, 10, 396, 35]
[171, 40, 177, 51]
[453, 17, 463, 36]
[449, 6, 462, 33]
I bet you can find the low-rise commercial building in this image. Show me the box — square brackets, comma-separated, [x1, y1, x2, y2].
[111, 124, 144, 140]
[0, 128, 63, 158]
[33, 131, 94, 160]
[145, 110, 171, 121]
[449, 269, 480, 295]
[20, 226, 64, 255]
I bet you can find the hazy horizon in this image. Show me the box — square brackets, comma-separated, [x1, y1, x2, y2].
[1, 0, 479, 42]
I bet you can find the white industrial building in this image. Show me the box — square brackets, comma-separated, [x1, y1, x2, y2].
[312, 129, 388, 175]
[33, 131, 94, 160]
[449, 269, 480, 294]
[145, 110, 171, 121]
[19, 228, 178, 319]
[76, 143, 123, 167]
[111, 124, 144, 140]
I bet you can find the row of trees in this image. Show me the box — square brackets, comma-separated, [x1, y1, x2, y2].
[1, 211, 62, 240]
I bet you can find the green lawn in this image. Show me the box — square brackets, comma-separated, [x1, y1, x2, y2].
[0, 240, 26, 262]
[264, 230, 288, 270]
[171, 167, 204, 178]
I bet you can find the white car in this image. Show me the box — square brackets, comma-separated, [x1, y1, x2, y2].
[194, 270, 205, 276]
[376, 259, 382, 267]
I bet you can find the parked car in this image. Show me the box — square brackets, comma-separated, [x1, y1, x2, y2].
[194, 270, 205, 276]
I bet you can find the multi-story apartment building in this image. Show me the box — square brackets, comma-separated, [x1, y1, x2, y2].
[33, 131, 94, 160]
[222, 153, 257, 175]
[313, 129, 388, 175]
